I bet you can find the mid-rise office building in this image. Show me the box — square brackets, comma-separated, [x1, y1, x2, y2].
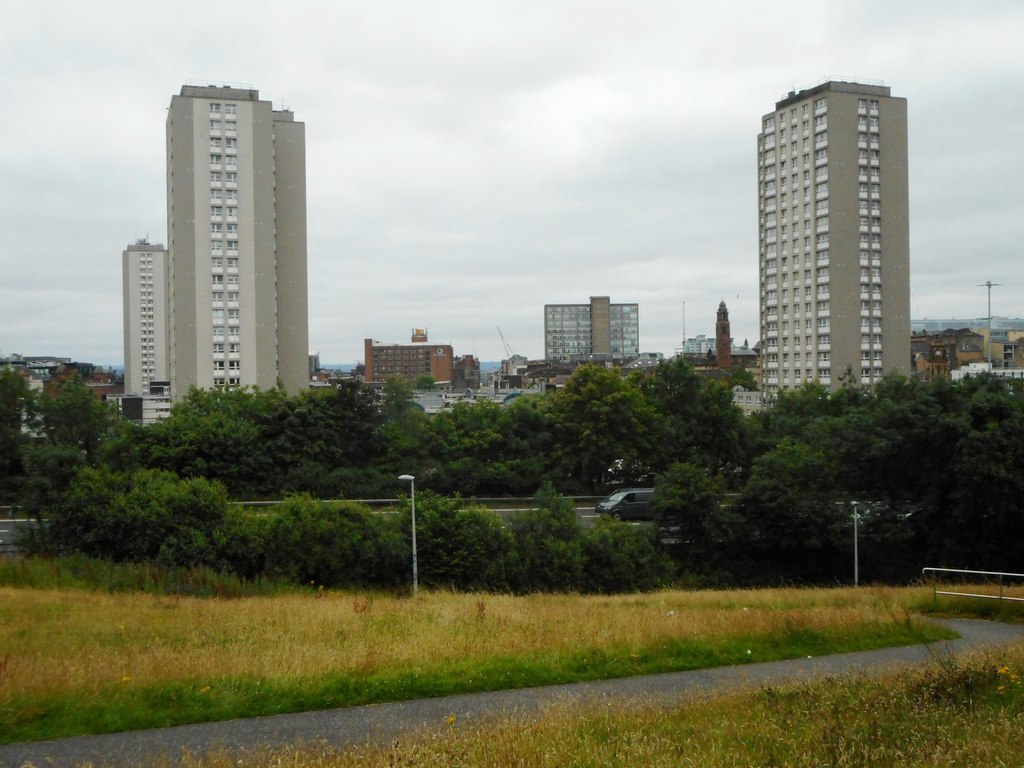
[757, 81, 910, 392]
[122, 238, 168, 395]
[364, 332, 455, 385]
[544, 296, 639, 362]
[166, 84, 308, 399]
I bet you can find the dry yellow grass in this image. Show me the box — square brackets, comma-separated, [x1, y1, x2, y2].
[0, 585, 929, 701]
[156, 642, 1024, 768]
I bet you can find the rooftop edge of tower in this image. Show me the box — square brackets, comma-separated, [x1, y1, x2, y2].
[775, 79, 891, 110]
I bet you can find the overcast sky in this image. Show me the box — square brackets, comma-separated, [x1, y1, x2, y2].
[2, 1, 1022, 366]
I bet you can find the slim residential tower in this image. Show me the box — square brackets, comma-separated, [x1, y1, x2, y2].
[757, 81, 910, 393]
[122, 238, 168, 395]
[166, 84, 308, 399]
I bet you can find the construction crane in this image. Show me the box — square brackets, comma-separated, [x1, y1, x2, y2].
[497, 326, 514, 359]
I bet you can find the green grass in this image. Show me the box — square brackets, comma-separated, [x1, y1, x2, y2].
[0, 615, 953, 744]
[912, 592, 1024, 622]
[0, 561, 987, 746]
[138, 643, 1024, 768]
[0, 554, 290, 597]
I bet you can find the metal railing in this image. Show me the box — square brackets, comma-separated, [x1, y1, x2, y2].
[922, 567, 1024, 604]
[0, 515, 34, 557]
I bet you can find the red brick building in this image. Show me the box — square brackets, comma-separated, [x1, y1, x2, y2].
[363, 334, 454, 385]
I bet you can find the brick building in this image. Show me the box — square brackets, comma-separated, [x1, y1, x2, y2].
[363, 333, 454, 385]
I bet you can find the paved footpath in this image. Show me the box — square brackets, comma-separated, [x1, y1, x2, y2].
[3, 618, 1023, 768]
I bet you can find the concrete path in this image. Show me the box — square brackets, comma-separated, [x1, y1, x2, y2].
[3, 618, 1023, 768]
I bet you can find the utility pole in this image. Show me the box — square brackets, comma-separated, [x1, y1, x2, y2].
[978, 281, 1001, 369]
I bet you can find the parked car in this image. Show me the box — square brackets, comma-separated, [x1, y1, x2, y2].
[595, 488, 655, 520]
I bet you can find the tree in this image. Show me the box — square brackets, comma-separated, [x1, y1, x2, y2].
[943, 412, 1024, 570]
[508, 484, 585, 592]
[641, 359, 747, 480]
[423, 399, 554, 495]
[135, 387, 277, 497]
[29, 374, 117, 463]
[259, 383, 386, 497]
[652, 462, 730, 574]
[547, 365, 659, 491]
[0, 369, 31, 501]
[735, 439, 847, 583]
[729, 367, 758, 391]
[380, 376, 432, 482]
[413, 374, 436, 390]
[17, 375, 118, 519]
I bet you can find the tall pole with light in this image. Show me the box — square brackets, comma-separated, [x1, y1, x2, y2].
[851, 501, 859, 587]
[397, 474, 418, 594]
[979, 281, 1001, 369]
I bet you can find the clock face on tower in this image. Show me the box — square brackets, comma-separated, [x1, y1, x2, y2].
[435, 348, 445, 357]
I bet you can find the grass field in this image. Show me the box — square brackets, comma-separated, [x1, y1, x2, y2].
[0, 582, 958, 744]
[166, 642, 1024, 768]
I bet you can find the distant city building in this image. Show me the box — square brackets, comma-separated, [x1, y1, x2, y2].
[544, 296, 639, 362]
[114, 380, 172, 426]
[452, 354, 481, 390]
[680, 335, 715, 355]
[911, 328, 985, 380]
[912, 317, 1024, 333]
[952, 362, 1024, 382]
[758, 80, 910, 393]
[732, 385, 764, 416]
[674, 303, 761, 388]
[913, 318, 1024, 369]
[363, 331, 455, 385]
[166, 84, 309, 400]
[122, 238, 168, 395]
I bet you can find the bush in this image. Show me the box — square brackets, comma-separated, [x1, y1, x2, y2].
[264, 495, 406, 587]
[409, 493, 513, 591]
[581, 516, 676, 593]
[508, 484, 586, 593]
[45, 467, 229, 566]
[213, 506, 273, 580]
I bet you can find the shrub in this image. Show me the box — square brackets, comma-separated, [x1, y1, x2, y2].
[508, 484, 585, 593]
[409, 492, 513, 591]
[46, 467, 229, 566]
[264, 495, 406, 587]
[213, 506, 273, 580]
[581, 516, 676, 594]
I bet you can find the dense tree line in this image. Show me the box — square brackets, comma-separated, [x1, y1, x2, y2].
[2, 361, 1023, 587]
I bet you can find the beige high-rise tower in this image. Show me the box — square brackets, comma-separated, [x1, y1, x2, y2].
[122, 238, 168, 395]
[757, 81, 909, 393]
[166, 84, 308, 399]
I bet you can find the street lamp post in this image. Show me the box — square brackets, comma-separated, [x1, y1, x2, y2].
[978, 281, 1001, 369]
[851, 501, 859, 587]
[397, 474, 418, 594]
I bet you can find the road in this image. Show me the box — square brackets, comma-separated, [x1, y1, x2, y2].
[0, 518, 32, 556]
[1, 618, 1022, 768]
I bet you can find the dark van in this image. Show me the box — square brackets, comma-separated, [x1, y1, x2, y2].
[596, 488, 654, 520]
